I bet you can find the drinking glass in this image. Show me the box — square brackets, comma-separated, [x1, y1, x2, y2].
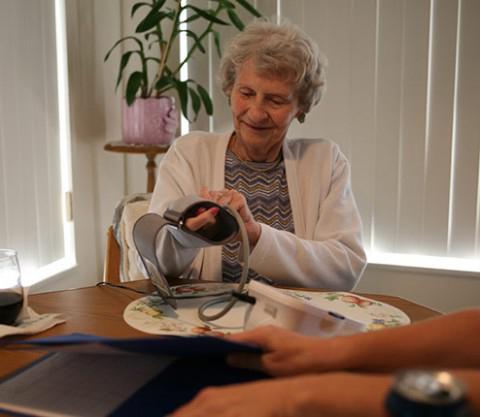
[0, 249, 24, 325]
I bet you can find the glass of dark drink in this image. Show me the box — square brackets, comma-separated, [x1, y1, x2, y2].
[0, 249, 24, 325]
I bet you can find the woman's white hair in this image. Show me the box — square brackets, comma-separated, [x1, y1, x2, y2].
[219, 18, 327, 114]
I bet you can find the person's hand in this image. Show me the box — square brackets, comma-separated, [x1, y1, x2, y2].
[169, 373, 391, 417]
[183, 205, 220, 233]
[187, 186, 262, 248]
[168, 377, 303, 417]
[226, 325, 341, 377]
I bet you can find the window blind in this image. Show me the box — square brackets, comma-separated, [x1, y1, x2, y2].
[193, 0, 480, 272]
[287, 0, 480, 270]
[0, 0, 74, 284]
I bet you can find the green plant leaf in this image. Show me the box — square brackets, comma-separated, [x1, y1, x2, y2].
[154, 76, 172, 93]
[209, 0, 236, 8]
[227, 9, 244, 30]
[146, 27, 164, 41]
[188, 87, 201, 118]
[187, 5, 229, 25]
[182, 13, 201, 24]
[136, 0, 169, 33]
[133, 0, 167, 19]
[181, 29, 206, 53]
[153, 0, 167, 10]
[235, 0, 262, 17]
[136, 9, 164, 33]
[173, 79, 189, 120]
[131, 2, 151, 18]
[222, 0, 237, 9]
[115, 51, 134, 90]
[163, 7, 177, 20]
[145, 57, 161, 64]
[147, 38, 165, 50]
[126, 71, 145, 105]
[196, 84, 213, 115]
[104, 36, 143, 62]
[212, 30, 222, 57]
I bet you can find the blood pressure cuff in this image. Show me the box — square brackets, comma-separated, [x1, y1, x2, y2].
[164, 195, 239, 245]
[132, 196, 240, 308]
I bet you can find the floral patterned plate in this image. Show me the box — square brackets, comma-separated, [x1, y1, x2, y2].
[282, 289, 411, 331]
[124, 288, 410, 336]
[123, 294, 248, 336]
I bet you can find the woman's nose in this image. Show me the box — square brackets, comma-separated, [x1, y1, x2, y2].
[247, 100, 268, 122]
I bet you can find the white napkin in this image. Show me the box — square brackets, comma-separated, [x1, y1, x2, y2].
[0, 288, 66, 338]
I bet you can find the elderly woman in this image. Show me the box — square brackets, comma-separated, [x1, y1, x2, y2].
[148, 19, 366, 290]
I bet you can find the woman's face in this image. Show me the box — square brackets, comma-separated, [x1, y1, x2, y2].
[229, 59, 302, 161]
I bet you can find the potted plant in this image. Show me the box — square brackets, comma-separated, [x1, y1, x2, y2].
[105, 0, 262, 145]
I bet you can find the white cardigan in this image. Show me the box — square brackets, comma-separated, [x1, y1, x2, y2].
[149, 131, 366, 290]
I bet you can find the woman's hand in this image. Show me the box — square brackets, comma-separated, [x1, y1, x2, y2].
[226, 325, 344, 377]
[169, 378, 298, 417]
[183, 205, 220, 232]
[186, 186, 261, 248]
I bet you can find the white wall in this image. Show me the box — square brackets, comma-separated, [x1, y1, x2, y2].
[35, 0, 480, 313]
[357, 266, 480, 313]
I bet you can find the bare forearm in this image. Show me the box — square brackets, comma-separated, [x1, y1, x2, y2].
[327, 309, 480, 372]
[170, 372, 393, 417]
[294, 373, 392, 417]
[450, 370, 480, 416]
[298, 370, 480, 417]
[228, 311, 480, 379]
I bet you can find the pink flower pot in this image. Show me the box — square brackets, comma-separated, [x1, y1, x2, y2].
[122, 97, 178, 145]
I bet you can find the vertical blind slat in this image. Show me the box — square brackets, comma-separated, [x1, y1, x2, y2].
[257, 0, 277, 20]
[422, 0, 458, 256]
[0, 0, 64, 271]
[278, 0, 302, 25]
[448, 0, 480, 258]
[347, 0, 377, 249]
[396, 0, 430, 254]
[209, 0, 250, 133]
[372, 0, 404, 253]
[300, 0, 349, 144]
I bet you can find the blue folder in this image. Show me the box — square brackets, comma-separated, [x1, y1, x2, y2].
[0, 334, 268, 417]
[8, 332, 262, 357]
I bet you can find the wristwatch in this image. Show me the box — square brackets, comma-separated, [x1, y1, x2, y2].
[385, 370, 472, 417]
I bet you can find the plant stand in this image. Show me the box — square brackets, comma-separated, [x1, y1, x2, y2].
[104, 141, 170, 193]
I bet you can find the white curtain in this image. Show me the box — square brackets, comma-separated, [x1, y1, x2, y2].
[0, 0, 73, 282]
[192, 0, 480, 270]
[285, 0, 480, 265]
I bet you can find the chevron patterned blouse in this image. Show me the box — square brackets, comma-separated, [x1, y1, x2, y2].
[222, 149, 295, 283]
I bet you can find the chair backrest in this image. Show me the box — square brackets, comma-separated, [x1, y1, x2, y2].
[103, 225, 121, 284]
[102, 194, 151, 283]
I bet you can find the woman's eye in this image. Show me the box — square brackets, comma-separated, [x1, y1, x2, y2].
[238, 87, 252, 94]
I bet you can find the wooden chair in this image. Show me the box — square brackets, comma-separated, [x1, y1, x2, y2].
[103, 194, 151, 284]
[103, 225, 121, 284]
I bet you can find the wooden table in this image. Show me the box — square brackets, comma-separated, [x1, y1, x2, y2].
[104, 142, 170, 192]
[0, 280, 440, 381]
